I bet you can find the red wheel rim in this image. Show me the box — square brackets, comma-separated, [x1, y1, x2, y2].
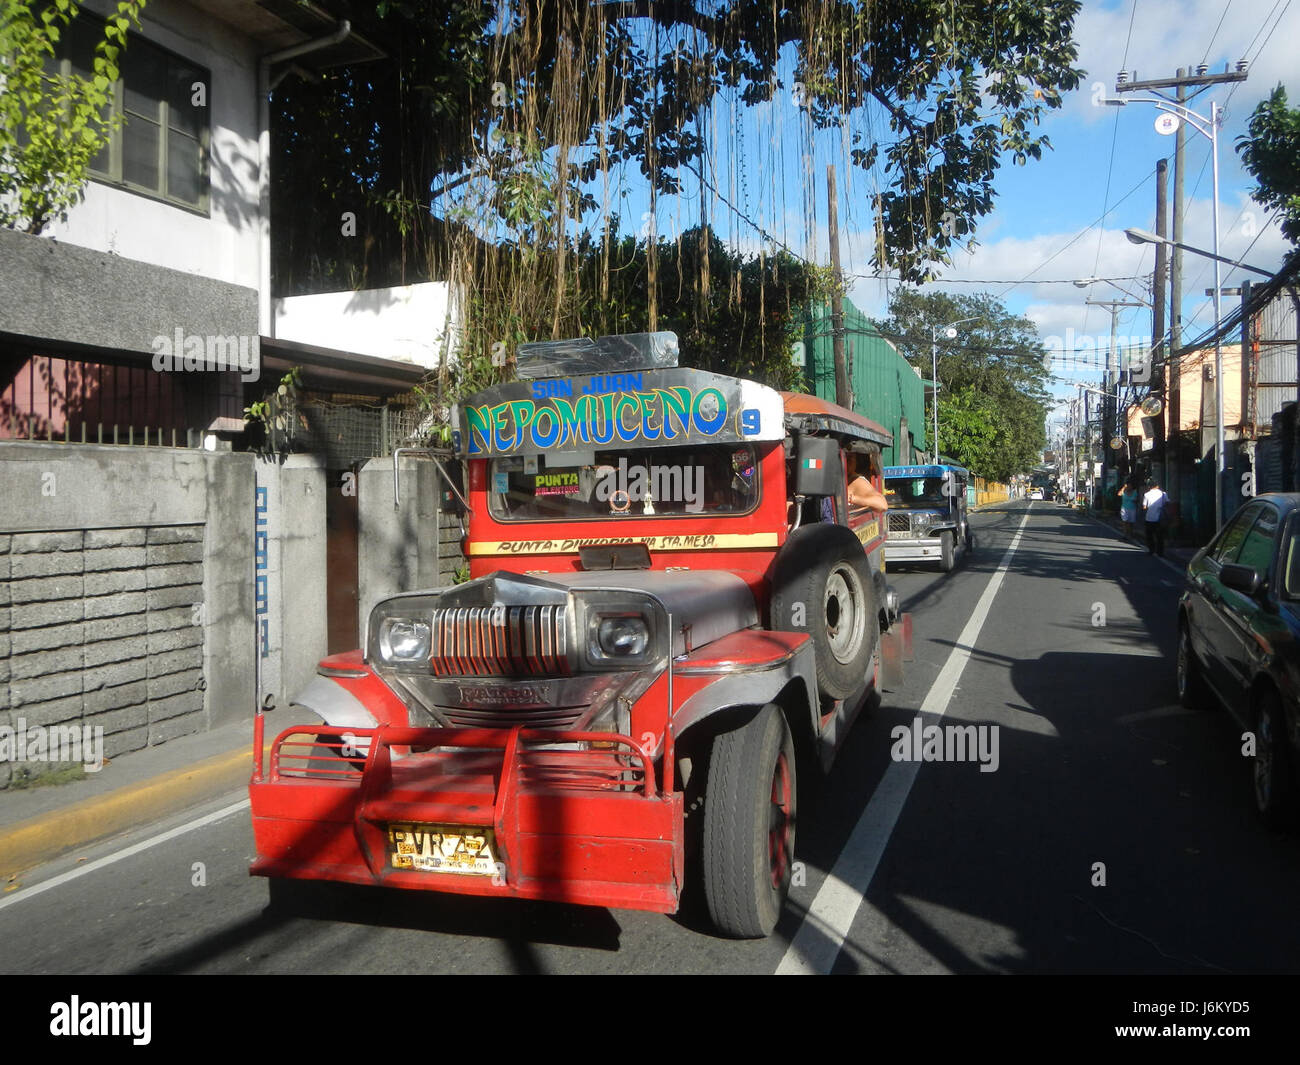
[768, 751, 793, 889]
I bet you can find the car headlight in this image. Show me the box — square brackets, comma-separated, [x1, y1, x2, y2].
[597, 615, 649, 657]
[378, 617, 432, 664]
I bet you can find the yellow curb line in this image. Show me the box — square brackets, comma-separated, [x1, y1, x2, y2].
[0, 744, 265, 882]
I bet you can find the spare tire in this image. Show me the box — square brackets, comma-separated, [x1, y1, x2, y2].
[770, 523, 879, 701]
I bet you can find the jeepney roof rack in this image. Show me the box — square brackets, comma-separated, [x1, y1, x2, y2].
[514, 331, 680, 379]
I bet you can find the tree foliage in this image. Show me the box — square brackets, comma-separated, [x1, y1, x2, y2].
[451, 224, 829, 401]
[0, 0, 145, 234]
[880, 289, 1049, 479]
[1237, 85, 1300, 246]
[271, 0, 1085, 294]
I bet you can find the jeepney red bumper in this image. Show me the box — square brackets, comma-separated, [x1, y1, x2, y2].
[248, 723, 684, 915]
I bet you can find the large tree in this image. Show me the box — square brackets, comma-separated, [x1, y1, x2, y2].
[271, 0, 1086, 294]
[879, 289, 1049, 479]
[1237, 85, 1300, 246]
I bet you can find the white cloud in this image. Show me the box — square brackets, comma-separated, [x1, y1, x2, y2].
[1065, 0, 1300, 127]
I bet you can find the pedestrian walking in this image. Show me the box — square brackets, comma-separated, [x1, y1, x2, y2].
[1118, 480, 1139, 539]
[1142, 478, 1169, 557]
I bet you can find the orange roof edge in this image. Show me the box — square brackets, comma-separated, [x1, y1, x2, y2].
[778, 392, 892, 444]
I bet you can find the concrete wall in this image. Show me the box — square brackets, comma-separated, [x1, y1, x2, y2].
[253, 455, 328, 709]
[357, 455, 465, 644]
[0, 228, 258, 368]
[274, 283, 459, 369]
[0, 442, 253, 785]
[46, 0, 263, 289]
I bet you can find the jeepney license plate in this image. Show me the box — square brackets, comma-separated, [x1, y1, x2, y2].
[387, 823, 499, 876]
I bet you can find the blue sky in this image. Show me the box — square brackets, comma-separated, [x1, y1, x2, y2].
[576, 0, 1297, 424]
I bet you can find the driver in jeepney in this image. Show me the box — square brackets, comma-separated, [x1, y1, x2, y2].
[846, 451, 888, 515]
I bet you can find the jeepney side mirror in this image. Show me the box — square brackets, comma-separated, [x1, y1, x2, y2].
[794, 436, 848, 525]
[794, 436, 842, 496]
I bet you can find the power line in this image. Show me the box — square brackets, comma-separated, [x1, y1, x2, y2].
[992, 167, 1157, 299]
[1225, 0, 1291, 110]
[1201, 0, 1234, 64]
[1084, 0, 1142, 342]
[847, 273, 1152, 286]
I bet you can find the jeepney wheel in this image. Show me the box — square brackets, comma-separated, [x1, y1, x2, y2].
[702, 703, 796, 938]
[939, 531, 955, 572]
[770, 523, 878, 702]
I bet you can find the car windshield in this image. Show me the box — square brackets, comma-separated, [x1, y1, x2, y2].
[885, 476, 948, 507]
[488, 443, 759, 521]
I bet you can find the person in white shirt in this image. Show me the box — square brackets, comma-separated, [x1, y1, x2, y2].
[1142, 478, 1169, 556]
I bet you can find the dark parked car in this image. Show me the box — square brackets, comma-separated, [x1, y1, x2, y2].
[1177, 493, 1300, 826]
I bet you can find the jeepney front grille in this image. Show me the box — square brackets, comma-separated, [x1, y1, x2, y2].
[437, 705, 586, 730]
[887, 513, 912, 537]
[429, 604, 570, 677]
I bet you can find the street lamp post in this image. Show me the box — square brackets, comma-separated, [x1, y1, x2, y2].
[930, 317, 979, 461]
[1112, 93, 1232, 529]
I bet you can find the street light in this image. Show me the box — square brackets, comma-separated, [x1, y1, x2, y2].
[931, 317, 979, 460]
[1115, 91, 1253, 529]
[1123, 228, 1273, 277]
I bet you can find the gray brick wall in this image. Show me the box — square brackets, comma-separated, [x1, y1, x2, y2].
[1, 524, 205, 787]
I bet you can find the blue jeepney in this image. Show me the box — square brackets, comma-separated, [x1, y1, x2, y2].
[882, 464, 974, 571]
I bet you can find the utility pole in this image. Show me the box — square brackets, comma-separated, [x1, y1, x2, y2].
[1153, 157, 1169, 490]
[827, 164, 849, 409]
[1087, 297, 1146, 503]
[1115, 61, 1249, 518]
[1170, 69, 1186, 507]
[1082, 385, 1090, 506]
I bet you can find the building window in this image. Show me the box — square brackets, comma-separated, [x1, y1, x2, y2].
[49, 13, 209, 212]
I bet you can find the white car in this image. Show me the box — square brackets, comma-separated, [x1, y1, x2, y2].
[1029, 488, 1044, 500]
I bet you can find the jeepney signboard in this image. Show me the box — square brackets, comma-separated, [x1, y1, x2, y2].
[455, 369, 785, 458]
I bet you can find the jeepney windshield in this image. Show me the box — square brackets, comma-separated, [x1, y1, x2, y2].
[884, 476, 950, 507]
[488, 443, 760, 521]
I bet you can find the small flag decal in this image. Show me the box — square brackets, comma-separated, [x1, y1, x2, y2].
[803, 458, 823, 469]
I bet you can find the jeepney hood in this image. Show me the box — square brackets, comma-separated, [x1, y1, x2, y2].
[425, 568, 757, 657]
[364, 569, 758, 730]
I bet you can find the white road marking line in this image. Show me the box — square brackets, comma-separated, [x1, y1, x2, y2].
[0, 798, 249, 913]
[777, 511, 1031, 975]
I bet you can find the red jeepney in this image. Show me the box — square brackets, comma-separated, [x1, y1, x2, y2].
[249, 332, 909, 937]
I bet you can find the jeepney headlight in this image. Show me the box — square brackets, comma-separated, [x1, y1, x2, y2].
[597, 616, 649, 657]
[378, 617, 431, 664]
[579, 595, 660, 669]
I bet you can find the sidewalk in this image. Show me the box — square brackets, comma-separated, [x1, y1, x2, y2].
[1081, 505, 1198, 574]
[0, 713, 270, 882]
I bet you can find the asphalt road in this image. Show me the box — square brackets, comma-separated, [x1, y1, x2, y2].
[3, 500, 1299, 975]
